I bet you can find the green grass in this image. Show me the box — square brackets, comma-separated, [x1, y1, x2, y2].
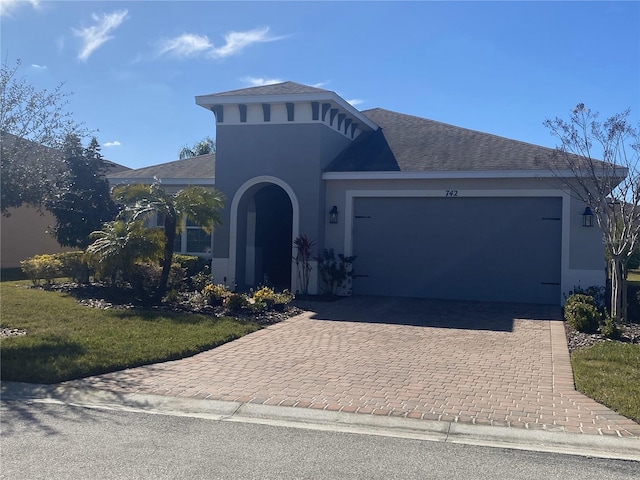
[571, 342, 640, 424]
[0, 280, 259, 384]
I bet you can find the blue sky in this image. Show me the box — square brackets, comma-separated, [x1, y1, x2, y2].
[2, 1, 639, 170]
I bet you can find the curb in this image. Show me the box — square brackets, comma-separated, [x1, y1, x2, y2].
[2, 381, 639, 462]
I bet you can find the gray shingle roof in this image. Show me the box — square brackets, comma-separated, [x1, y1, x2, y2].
[205, 81, 330, 97]
[107, 154, 214, 180]
[326, 108, 565, 172]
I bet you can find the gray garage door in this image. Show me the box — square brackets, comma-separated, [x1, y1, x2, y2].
[352, 197, 562, 304]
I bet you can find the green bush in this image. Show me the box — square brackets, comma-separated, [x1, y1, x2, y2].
[564, 293, 601, 334]
[56, 251, 90, 283]
[173, 254, 208, 278]
[224, 293, 248, 312]
[20, 254, 64, 285]
[202, 283, 231, 306]
[600, 313, 621, 339]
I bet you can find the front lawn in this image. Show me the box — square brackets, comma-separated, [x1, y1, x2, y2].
[0, 280, 259, 384]
[571, 342, 640, 424]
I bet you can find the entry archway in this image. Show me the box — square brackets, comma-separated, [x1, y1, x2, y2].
[229, 176, 299, 292]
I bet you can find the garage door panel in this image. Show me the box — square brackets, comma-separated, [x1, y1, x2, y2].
[352, 197, 561, 304]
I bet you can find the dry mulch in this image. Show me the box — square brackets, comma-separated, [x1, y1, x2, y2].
[565, 321, 640, 353]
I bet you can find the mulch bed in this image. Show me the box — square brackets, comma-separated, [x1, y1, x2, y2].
[4, 283, 640, 354]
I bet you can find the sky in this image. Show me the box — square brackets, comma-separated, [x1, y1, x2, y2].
[2, 0, 639, 170]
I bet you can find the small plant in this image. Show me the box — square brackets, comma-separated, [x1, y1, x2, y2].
[564, 293, 601, 334]
[202, 283, 231, 306]
[20, 254, 64, 286]
[56, 251, 91, 283]
[316, 249, 356, 296]
[191, 266, 213, 291]
[294, 234, 315, 296]
[224, 292, 249, 312]
[252, 286, 276, 305]
[600, 312, 621, 339]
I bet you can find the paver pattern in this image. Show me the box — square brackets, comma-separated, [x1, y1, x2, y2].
[66, 297, 640, 437]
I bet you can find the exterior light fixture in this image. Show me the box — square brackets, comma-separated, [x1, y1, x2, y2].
[329, 205, 339, 224]
[582, 207, 594, 227]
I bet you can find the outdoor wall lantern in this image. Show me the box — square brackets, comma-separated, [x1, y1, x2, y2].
[329, 205, 339, 224]
[582, 207, 594, 227]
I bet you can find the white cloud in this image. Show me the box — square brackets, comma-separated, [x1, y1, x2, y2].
[346, 99, 364, 107]
[243, 76, 284, 87]
[73, 9, 129, 62]
[209, 27, 282, 59]
[103, 140, 121, 147]
[0, 0, 39, 17]
[156, 33, 212, 58]
[31, 64, 47, 70]
[157, 27, 284, 60]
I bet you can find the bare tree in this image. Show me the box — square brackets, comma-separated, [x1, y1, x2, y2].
[544, 103, 640, 321]
[0, 59, 86, 214]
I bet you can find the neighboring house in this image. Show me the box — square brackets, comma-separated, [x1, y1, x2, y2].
[187, 81, 605, 305]
[107, 154, 215, 257]
[0, 133, 130, 268]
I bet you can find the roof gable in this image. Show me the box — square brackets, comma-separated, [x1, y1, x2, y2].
[204, 81, 330, 97]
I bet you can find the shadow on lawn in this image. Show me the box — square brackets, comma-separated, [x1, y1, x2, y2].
[295, 296, 563, 332]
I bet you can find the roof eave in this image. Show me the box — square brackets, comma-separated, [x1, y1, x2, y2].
[195, 91, 379, 131]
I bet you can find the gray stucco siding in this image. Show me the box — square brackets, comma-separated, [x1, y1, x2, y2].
[212, 123, 351, 259]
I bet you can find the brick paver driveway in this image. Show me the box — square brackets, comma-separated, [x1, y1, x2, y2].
[67, 296, 640, 437]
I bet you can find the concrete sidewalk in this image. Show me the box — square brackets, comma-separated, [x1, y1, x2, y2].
[58, 297, 640, 438]
[2, 382, 639, 461]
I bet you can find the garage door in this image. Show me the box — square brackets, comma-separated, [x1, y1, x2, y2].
[352, 197, 562, 304]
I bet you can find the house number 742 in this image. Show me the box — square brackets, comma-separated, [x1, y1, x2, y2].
[445, 190, 458, 197]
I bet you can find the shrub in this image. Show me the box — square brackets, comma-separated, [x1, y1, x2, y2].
[20, 254, 63, 285]
[224, 293, 249, 312]
[600, 313, 621, 339]
[202, 283, 231, 306]
[316, 249, 356, 296]
[252, 286, 276, 304]
[56, 251, 90, 283]
[564, 293, 601, 334]
[131, 262, 163, 300]
[191, 267, 213, 291]
[167, 263, 188, 292]
[173, 254, 208, 278]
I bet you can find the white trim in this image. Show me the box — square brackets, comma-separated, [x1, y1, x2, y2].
[229, 176, 300, 292]
[323, 170, 602, 181]
[196, 91, 378, 131]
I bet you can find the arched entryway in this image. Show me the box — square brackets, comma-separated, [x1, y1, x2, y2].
[232, 179, 297, 291]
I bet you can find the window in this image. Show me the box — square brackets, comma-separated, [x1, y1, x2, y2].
[185, 219, 211, 253]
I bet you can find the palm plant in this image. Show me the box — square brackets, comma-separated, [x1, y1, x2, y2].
[86, 220, 163, 284]
[113, 182, 224, 301]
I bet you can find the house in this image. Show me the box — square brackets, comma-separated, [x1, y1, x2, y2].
[0, 133, 130, 268]
[107, 154, 215, 256]
[188, 81, 606, 305]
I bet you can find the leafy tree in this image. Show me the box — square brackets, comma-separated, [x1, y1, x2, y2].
[178, 136, 215, 159]
[545, 104, 640, 321]
[113, 182, 224, 302]
[46, 135, 118, 248]
[1, 59, 86, 214]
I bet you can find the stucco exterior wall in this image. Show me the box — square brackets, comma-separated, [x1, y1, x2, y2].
[1, 206, 71, 269]
[211, 122, 352, 290]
